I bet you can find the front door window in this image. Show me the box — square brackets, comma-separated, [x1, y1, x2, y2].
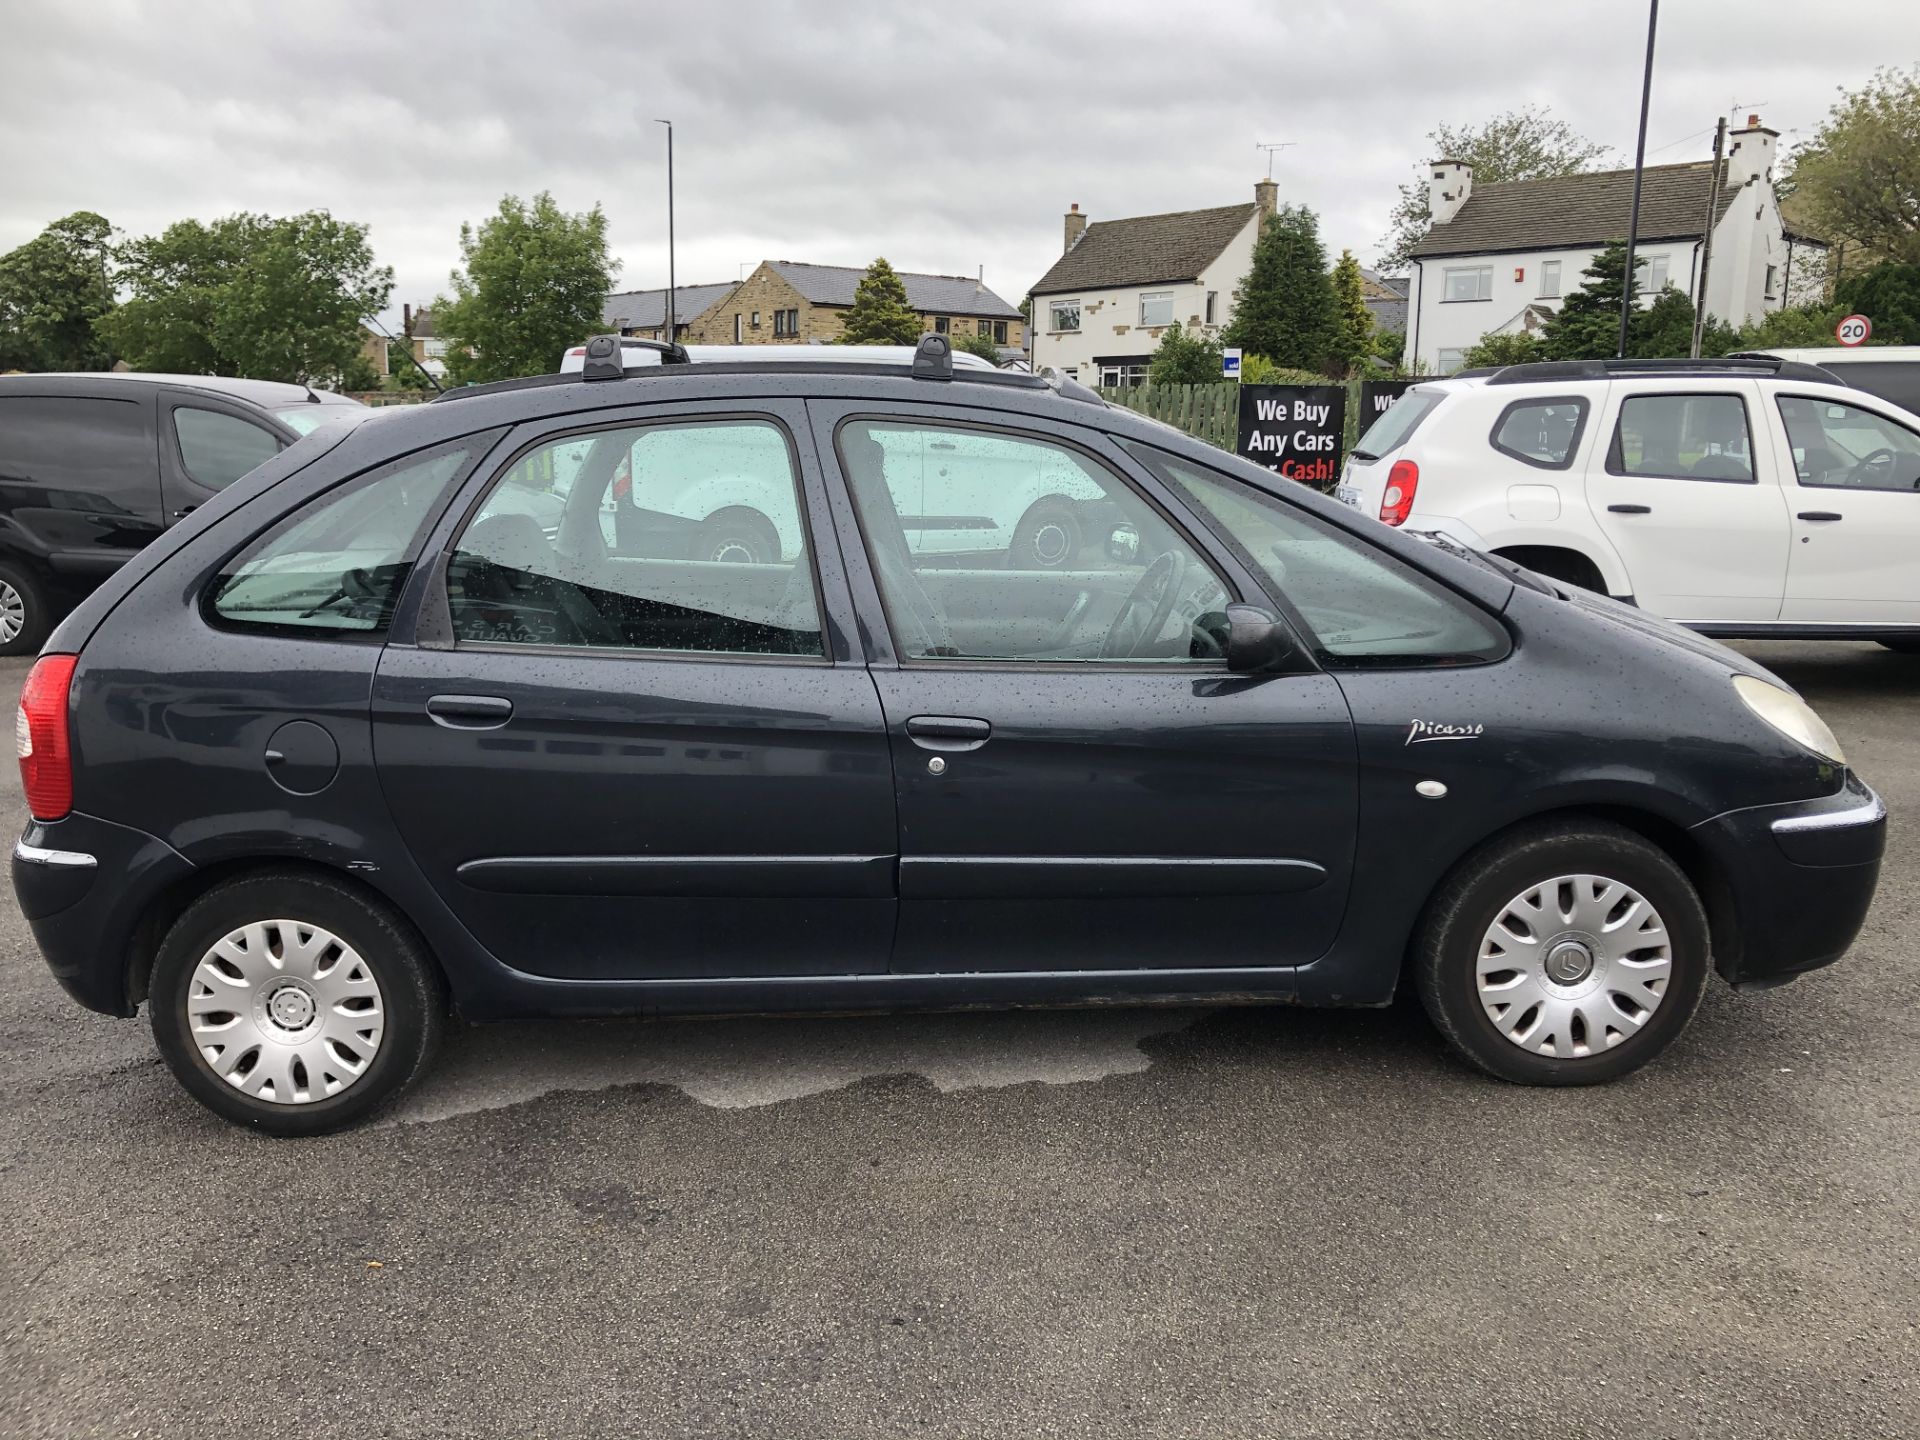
[837, 420, 1231, 664]
[1776, 396, 1920, 492]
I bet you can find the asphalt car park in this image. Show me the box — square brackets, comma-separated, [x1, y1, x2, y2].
[2, 638, 1916, 1437]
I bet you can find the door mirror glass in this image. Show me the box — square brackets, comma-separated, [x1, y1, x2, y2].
[1224, 603, 1293, 673]
[1106, 523, 1140, 564]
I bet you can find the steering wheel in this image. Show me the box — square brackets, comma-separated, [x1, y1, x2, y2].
[1850, 448, 1897, 487]
[1102, 550, 1187, 659]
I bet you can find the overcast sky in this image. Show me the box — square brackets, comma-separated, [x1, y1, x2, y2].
[4, 0, 1916, 327]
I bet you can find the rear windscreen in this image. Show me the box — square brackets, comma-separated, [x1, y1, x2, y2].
[1823, 361, 1920, 418]
[1352, 389, 1443, 460]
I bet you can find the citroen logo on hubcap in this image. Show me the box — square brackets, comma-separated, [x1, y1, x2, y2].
[1545, 940, 1596, 985]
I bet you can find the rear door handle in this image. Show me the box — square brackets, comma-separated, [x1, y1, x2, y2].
[426, 694, 514, 729]
[1797, 511, 1843, 522]
[1607, 504, 1652, 514]
[904, 715, 991, 751]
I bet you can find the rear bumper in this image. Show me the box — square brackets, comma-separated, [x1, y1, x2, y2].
[1691, 773, 1886, 988]
[12, 811, 193, 1017]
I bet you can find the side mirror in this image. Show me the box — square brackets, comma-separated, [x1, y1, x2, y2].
[1224, 603, 1295, 674]
[1106, 523, 1140, 563]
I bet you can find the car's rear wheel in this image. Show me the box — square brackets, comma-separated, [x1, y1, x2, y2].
[1414, 820, 1708, 1085]
[0, 561, 51, 657]
[696, 507, 780, 565]
[149, 871, 445, 1135]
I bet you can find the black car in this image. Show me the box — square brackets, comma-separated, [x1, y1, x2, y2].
[0, 372, 370, 654]
[12, 335, 1886, 1134]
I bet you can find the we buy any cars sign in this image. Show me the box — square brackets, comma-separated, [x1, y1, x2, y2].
[1237, 385, 1346, 489]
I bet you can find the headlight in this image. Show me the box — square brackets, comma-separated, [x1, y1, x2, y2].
[1732, 674, 1846, 764]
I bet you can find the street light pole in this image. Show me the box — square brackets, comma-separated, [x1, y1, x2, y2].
[656, 119, 675, 341]
[1618, 0, 1659, 358]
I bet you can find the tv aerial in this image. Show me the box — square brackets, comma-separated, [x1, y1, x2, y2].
[1255, 141, 1297, 179]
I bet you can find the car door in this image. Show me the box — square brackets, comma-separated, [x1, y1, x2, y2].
[370, 400, 897, 982]
[160, 390, 291, 524]
[1768, 391, 1920, 625]
[1584, 380, 1791, 622]
[808, 398, 1357, 976]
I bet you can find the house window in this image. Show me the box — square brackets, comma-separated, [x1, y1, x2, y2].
[1436, 348, 1468, 375]
[1139, 291, 1174, 327]
[1765, 265, 1780, 299]
[1539, 261, 1562, 299]
[1205, 291, 1218, 325]
[751, 310, 762, 329]
[1050, 300, 1081, 332]
[1443, 267, 1493, 303]
[933, 316, 949, 334]
[1098, 361, 1150, 388]
[992, 320, 1008, 344]
[1635, 253, 1671, 293]
[734, 314, 743, 343]
[773, 308, 799, 337]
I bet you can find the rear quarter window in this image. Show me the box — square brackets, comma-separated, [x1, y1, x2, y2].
[1352, 389, 1443, 459]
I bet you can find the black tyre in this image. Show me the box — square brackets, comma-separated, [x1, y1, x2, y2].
[1010, 497, 1083, 570]
[1877, 639, 1920, 655]
[696, 507, 780, 565]
[0, 561, 51, 657]
[149, 870, 446, 1135]
[1414, 820, 1709, 1086]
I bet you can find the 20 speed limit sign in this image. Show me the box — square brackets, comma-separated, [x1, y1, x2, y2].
[1836, 313, 1872, 346]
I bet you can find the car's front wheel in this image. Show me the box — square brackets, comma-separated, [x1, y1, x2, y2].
[1414, 820, 1709, 1085]
[149, 871, 445, 1135]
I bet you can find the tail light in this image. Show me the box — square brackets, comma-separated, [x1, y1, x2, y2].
[611, 457, 632, 503]
[17, 653, 78, 821]
[1379, 459, 1419, 527]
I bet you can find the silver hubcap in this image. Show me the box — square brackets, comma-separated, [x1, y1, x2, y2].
[1031, 522, 1071, 565]
[187, 919, 385, 1104]
[0, 582, 24, 643]
[709, 539, 757, 563]
[1476, 873, 1672, 1059]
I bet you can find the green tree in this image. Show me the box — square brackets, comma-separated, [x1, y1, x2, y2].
[1784, 67, 1920, 267]
[0, 212, 117, 372]
[1461, 331, 1544, 368]
[839, 257, 922, 345]
[1835, 262, 1920, 344]
[433, 193, 614, 384]
[104, 212, 392, 383]
[952, 327, 1003, 363]
[1328, 249, 1375, 376]
[1539, 242, 1637, 360]
[1378, 106, 1611, 271]
[1735, 301, 1850, 349]
[1223, 205, 1338, 373]
[1239, 353, 1329, 385]
[1146, 321, 1223, 385]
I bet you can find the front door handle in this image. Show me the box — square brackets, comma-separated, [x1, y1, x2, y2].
[1797, 511, 1843, 522]
[905, 715, 991, 752]
[1607, 504, 1652, 514]
[426, 693, 514, 729]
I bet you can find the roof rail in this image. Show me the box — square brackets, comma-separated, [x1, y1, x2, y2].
[1485, 356, 1842, 386]
[581, 333, 688, 379]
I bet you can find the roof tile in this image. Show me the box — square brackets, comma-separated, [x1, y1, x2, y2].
[1029, 203, 1258, 297]
[1409, 162, 1741, 259]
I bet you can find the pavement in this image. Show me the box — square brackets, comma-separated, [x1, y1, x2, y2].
[1, 641, 1916, 1439]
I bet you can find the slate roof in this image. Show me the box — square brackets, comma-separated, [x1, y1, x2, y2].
[1409, 162, 1742, 259]
[764, 261, 1021, 318]
[1028, 203, 1259, 297]
[602, 282, 738, 331]
[1365, 295, 1409, 336]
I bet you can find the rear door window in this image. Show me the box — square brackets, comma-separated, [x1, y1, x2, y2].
[1608, 393, 1754, 482]
[0, 394, 160, 519]
[173, 406, 285, 490]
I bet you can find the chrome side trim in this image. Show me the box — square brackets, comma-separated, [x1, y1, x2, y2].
[13, 839, 98, 869]
[1771, 796, 1887, 835]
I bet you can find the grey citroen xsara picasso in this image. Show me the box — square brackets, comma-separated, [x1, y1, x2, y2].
[13, 335, 1885, 1133]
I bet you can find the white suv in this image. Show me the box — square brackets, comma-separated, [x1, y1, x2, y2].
[1335, 357, 1920, 649]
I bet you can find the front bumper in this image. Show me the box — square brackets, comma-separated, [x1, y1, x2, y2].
[12, 811, 194, 1017]
[1690, 772, 1886, 988]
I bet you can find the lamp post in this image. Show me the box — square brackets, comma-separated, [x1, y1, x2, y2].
[1617, 0, 1659, 358]
[656, 120, 672, 339]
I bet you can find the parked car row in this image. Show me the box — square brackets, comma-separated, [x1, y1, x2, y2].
[1337, 354, 1920, 649]
[14, 334, 1883, 1133]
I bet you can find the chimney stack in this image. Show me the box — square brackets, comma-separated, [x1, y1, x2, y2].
[402, 302, 413, 337]
[1428, 158, 1473, 225]
[1725, 113, 1779, 187]
[1064, 203, 1087, 254]
[1254, 178, 1278, 217]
